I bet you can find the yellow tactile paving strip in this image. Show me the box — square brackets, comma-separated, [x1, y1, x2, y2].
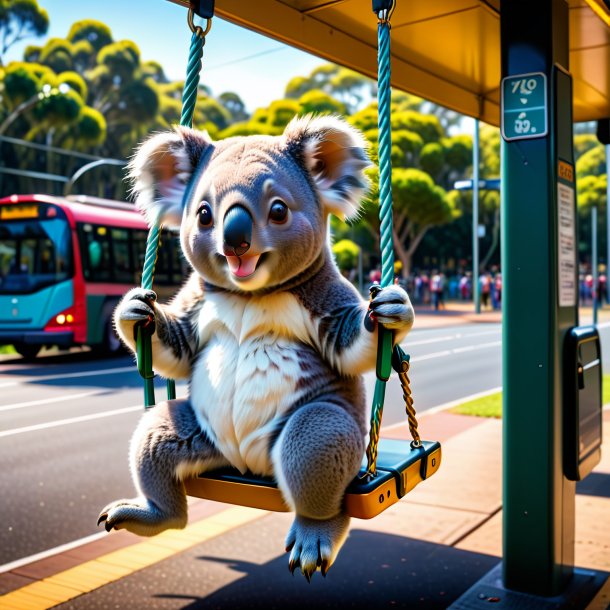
[0, 506, 267, 610]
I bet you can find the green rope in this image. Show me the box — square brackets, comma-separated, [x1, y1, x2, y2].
[136, 30, 206, 408]
[365, 9, 395, 477]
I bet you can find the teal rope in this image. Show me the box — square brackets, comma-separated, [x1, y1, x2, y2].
[377, 20, 395, 288]
[180, 32, 205, 128]
[365, 14, 395, 476]
[137, 30, 206, 407]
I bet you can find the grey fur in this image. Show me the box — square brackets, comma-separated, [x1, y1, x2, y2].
[102, 115, 415, 580]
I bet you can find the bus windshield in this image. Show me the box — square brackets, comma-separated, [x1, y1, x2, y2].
[0, 213, 73, 294]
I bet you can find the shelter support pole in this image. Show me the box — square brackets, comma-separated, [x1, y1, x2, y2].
[593, 206, 598, 325]
[473, 118, 480, 314]
[607, 144, 610, 303]
[501, 0, 576, 595]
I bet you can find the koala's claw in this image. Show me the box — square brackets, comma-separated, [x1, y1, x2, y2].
[285, 513, 349, 580]
[369, 284, 414, 330]
[97, 498, 185, 536]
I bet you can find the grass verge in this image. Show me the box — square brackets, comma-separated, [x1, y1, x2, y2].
[451, 374, 610, 419]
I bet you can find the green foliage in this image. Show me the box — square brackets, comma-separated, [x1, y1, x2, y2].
[2, 62, 38, 105]
[332, 239, 360, 271]
[419, 142, 444, 176]
[39, 37, 73, 72]
[392, 168, 452, 226]
[0, 0, 49, 64]
[391, 110, 443, 143]
[577, 144, 605, 180]
[120, 80, 158, 123]
[442, 134, 472, 172]
[67, 19, 112, 51]
[196, 96, 232, 130]
[451, 392, 502, 418]
[574, 134, 600, 161]
[23, 43, 40, 62]
[267, 99, 300, 128]
[97, 40, 140, 79]
[34, 86, 82, 124]
[58, 70, 87, 99]
[298, 89, 346, 116]
[74, 105, 106, 146]
[218, 91, 249, 122]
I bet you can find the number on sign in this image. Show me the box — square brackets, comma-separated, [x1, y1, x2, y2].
[511, 78, 538, 96]
[514, 118, 531, 134]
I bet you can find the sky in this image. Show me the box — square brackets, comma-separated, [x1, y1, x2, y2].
[5, 0, 325, 112]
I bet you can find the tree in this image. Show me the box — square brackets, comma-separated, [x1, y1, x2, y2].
[332, 239, 360, 272]
[0, 0, 49, 65]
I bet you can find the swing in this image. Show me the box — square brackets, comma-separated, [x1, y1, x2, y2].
[134, 0, 441, 520]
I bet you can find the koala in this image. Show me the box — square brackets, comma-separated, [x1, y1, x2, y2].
[97, 115, 414, 580]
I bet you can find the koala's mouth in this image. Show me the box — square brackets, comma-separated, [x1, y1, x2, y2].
[225, 253, 265, 279]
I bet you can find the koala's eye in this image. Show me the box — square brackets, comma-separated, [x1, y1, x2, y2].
[198, 202, 213, 227]
[269, 200, 288, 224]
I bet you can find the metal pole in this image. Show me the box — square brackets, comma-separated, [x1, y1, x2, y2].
[606, 144, 610, 304]
[473, 118, 480, 314]
[593, 205, 598, 325]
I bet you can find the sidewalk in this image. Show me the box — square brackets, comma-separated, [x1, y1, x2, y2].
[1, 406, 608, 609]
[413, 301, 610, 330]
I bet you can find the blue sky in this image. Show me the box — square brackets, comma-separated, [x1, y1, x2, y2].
[5, 0, 325, 111]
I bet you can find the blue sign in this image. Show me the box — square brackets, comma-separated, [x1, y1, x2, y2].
[501, 73, 547, 141]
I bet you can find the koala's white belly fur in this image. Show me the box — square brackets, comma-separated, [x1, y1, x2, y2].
[190, 291, 314, 474]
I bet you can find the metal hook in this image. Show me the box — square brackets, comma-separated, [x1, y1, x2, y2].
[188, 8, 212, 39]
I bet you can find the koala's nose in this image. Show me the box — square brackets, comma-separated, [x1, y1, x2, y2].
[223, 205, 252, 257]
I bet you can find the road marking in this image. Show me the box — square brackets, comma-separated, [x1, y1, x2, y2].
[0, 366, 135, 389]
[0, 405, 142, 438]
[406, 328, 500, 347]
[0, 506, 267, 610]
[0, 533, 107, 575]
[0, 391, 101, 413]
[414, 341, 502, 362]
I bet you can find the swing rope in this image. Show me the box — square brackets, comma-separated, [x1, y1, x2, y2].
[136, 10, 211, 407]
[364, 0, 421, 477]
[136, 0, 422, 476]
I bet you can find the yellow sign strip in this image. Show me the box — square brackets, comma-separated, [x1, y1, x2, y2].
[0, 506, 267, 610]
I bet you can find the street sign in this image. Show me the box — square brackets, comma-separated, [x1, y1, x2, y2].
[454, 178, 501, 191]
[501, 72, 548, 141]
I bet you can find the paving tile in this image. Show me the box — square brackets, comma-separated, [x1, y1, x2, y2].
[454, 511, 502, 558]
[575, 494, 610, 571]
[403, 419, 502, 514]
[0, 571, 35, 596]
[356, 501, 490, 546]
[12, 553, 82, 581]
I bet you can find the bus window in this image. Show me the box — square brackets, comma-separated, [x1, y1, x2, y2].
[111, 228, 133, 283]
[0, 216, 73, 294]
[77, 223, 111, 282]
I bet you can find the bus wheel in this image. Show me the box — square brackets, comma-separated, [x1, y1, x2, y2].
[96, 306, 123, 356]
[15, 344, 41, 360]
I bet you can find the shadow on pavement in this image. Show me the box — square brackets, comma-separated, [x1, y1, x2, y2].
[151, 530, 500, 610]
[576, 472, 610, 499]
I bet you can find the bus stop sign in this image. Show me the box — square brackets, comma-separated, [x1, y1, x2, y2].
[501, 72, 548, 141]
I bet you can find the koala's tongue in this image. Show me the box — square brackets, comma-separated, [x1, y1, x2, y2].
[226, 254, 260, 278]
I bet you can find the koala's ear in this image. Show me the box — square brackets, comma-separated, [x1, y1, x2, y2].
[283, 114, 371, 220]
[128, 126, 213, 227]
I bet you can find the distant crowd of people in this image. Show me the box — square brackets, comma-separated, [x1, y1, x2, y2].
[366, 267, 503, 312]
[580, 272, 607, 304]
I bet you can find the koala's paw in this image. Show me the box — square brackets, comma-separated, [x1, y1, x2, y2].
[116, 288, 157, 333]
[369, 284, 414, 330]
[97, 498, 185, 537]
[285, 513, 350, 581]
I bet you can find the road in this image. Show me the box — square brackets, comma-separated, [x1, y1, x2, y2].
[0, 320, 603, 569]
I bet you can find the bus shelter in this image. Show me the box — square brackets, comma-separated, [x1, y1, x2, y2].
[197, 0, 610, 605]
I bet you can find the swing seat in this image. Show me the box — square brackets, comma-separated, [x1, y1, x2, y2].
[184, 438, 441, 519]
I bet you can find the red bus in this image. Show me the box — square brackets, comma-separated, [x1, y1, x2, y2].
[0, 194, 183, 359]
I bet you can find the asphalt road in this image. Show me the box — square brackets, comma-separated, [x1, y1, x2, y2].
[0, 320, 602, 568]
